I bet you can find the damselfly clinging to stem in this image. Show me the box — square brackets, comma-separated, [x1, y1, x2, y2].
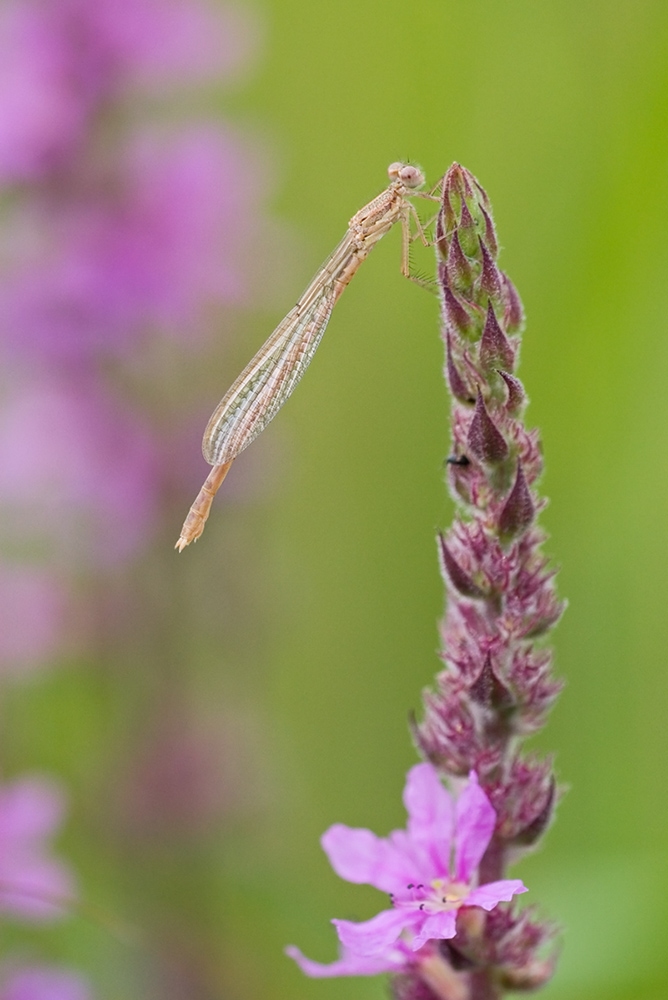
[176, 161, 439, 551]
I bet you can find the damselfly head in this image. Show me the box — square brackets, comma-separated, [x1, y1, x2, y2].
[387, 162, 425, 190]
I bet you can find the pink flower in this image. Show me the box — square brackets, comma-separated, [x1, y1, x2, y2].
[287, 765, 526, 975]
[0, 1, 91, 182]
[1, 966, 92, 1000]
[0, 379, 159, 566]
[0, 0, 257, 183]
[0, 776, 75, 921]
[0, 128, 265, 360]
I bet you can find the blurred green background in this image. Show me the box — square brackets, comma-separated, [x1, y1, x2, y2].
[7, 1, 668, 998]
[237, 2, 668, 998]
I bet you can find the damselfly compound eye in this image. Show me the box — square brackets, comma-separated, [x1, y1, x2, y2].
[398, 164, 425, 189]
[387, 162, 404, 180]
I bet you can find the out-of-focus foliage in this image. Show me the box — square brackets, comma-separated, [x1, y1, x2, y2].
[2, 1, 668, 999]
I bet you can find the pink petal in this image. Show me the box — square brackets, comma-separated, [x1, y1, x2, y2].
[2, 966, 93, 1000]
[384, 829, 436, 885]
[403, 763, 453, 876]
[465, 879, 527, 911]
[322, 825, 415, 893]
[285, 943, 406, 978]
[411, 910, 457, 951]
[454, 772, 496, 883]
[0, 856, 75, 922]
[0, 777, 65, 846]
[333, 908, 418, 957]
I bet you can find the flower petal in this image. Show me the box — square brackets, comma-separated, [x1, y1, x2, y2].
[410, 910, 457, 951]
[333, 908, 418, 956]
[2, 966, 92, 1000]
[321, 825, 415, 893]
[0, 777, 65, 847]
[465, 879, 527, 910]
[0, 856, 75, 921]
[403, 763, 453, 876]
[454, 772, 496, 883]
[285, 943, 406, 978]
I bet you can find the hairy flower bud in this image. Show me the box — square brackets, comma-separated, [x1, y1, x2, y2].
[501, 273, 525, 333]
[480, 204, 498, 257]
[457, 199, 479, 258]
[444, 331, 473, 404]
[498, 462, 535, 538]
[497, 369, 525, 415]
[467, 391, 509, 464]
[438, 534, 485, 598]
[469, 653, 514, 712]
[479, 237, 503, 303]
[446, 231, 473, 291]
[479, 303, 515, 374]
[441, 278, 475, 339]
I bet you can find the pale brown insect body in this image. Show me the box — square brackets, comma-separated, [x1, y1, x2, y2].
[176, 162, 436, 551]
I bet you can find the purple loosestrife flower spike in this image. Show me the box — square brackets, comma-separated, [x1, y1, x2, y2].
[288, 163, 562, 1000]
[413, 163, 564, 997]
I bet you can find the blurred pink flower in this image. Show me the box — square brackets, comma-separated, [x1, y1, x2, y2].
[1, 967, 92, 1000]
[116, 127, 264, 325]
[119, 703, 269, 840]
[0, 565, 67, 676]
[0, 0, 257, 184]
[0, 380, 159, 566]
[288, 765, 526, 975]
[92, 0, 259, 90]
[0, 127, 265, 361]
[0, 1, 90, 182]
[0, 776, 75, 921]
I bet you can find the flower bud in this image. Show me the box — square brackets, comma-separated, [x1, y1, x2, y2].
[445, 331, 472, 403]
[501, 273, 525, 333]
[467, 391, 509, 464]
[480, 204, 498, 257]
[479, 237, 503, 303]
[479, 303, 514, 373]
[497, 369, 525, 414]
[469, 653, 514, 711]
[499, 958, 557, 992]
[441, 277, 474, 338]
[457, 199, 478, 257]
[438, 534, 484, 598]
[510, 777, 556, 846]
[446, 231, 473, 291]
[498, 461, 534, 538]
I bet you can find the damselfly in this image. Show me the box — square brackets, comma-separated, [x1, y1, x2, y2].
[176, 161, 438, 551]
